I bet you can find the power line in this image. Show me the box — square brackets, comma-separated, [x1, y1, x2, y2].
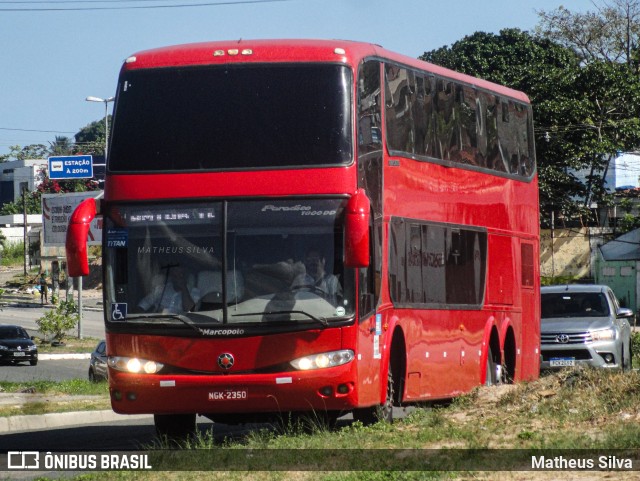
[0, 0, 291, 11]
[0, 127, 76, 134]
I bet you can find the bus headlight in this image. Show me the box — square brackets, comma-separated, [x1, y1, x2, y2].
[108, 356, 164, 374]
[290, 350, 354, 370]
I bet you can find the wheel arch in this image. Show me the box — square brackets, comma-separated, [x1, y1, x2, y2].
[480, 316, 500, 385]
[382, 324, 407, 405]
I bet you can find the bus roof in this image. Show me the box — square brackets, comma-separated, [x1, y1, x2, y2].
[122, 38, 530, 103]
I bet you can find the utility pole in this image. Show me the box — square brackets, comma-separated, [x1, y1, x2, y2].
[22, 185, 28, 276]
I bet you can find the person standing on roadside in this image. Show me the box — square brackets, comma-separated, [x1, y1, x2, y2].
[39, 271, 48, 305]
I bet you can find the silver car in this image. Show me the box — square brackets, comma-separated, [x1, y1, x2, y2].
[540, 285, 634, 370]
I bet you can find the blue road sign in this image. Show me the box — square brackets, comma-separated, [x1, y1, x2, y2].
[48, 155, 94, 180]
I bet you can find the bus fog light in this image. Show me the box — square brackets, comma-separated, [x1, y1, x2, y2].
[337, 383, 350, 394]
[319, 386, 333, 397]
[126, 392, 137, 401]
[290, 349, 354, 370]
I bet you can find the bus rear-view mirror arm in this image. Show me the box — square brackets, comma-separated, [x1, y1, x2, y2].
[344, 189, 370, 268]
[65, 198, 97, 277]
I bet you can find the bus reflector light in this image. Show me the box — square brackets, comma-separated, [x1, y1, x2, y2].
[290, 349, 354, 370]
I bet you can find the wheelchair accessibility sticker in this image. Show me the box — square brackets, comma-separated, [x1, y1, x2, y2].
[111, 303, 127, 321]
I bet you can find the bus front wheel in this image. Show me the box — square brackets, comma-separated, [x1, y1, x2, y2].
[353, 360, 395, 425]
[154, 413, 196, 440]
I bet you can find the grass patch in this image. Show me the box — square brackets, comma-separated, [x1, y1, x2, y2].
[0, 379, 110, 417]
[0, 398, 111, 417]
[0, 378, 108, 396]
[15, 368, 640, 480]
[36, 336, 100, 353]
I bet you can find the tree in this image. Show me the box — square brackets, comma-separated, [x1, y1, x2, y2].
[75, 117, 111, 155]
[420, 28, 640, 226]
[49, 136, 73, 156]
[1, 144, 49, 162]
[537, 0, 640, 72]
[35, 299, 79, 344]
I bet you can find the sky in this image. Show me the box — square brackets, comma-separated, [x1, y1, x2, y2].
[0, 0, 591, 157]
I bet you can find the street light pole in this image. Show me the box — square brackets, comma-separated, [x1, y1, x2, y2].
[85, 96, 114, 159]
[82, 95, 113, 339]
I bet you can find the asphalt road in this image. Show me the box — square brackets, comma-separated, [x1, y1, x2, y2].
[0, 358, 89, 383]
[0, 304, 106, 340]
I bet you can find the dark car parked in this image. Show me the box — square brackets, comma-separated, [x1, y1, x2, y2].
[89, 339, 108, 382]
[0, 324, 38, 366]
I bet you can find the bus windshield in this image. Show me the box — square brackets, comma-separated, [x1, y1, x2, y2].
[104, 199, 355, 330]
[109, 64, 353, 171]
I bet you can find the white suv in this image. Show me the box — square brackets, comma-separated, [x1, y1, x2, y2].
[540, 284, 633, 370]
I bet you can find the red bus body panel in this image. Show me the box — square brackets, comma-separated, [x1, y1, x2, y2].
[96, 39, 540, 417]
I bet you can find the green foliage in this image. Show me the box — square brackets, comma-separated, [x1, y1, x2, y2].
[537, 2, 640, 70]
[35, 299, 79, 343]
[74, 116, 111, 155]
[0, 169, 100, 216]
[1, 241, 25, 266]
[632, 331, 640, 365]
[0, 193, 42, 215]
[541, 275, 584, 286]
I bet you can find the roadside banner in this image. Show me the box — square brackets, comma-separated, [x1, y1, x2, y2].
[42, 192, 103, 246]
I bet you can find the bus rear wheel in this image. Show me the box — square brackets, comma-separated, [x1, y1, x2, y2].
[485, 347, 497, 386]
[154, 413, 196, 440]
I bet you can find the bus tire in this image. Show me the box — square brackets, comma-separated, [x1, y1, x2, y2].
[485, 347, 497, 386]
[154, 413, 196, 440]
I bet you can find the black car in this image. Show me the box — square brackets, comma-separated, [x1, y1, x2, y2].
[0, 324, 38, 366]
[89, 340, 108, 382]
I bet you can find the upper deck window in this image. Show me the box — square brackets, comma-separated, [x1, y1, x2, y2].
[109, 64, 353, 172]
[384, 63, 536, 181]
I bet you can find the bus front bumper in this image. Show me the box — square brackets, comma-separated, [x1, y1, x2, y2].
[109, 368, 358, 416]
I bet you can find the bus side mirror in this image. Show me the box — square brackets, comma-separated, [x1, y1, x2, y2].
[344, 189, 370, 268]
[65, 198, 97, 277]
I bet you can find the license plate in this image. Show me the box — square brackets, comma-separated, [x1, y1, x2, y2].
[550, 357, 575, 367]
[13, 352, 26, 357]
[208, 389, 248, 401]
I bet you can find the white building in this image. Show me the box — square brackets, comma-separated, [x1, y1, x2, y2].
[571, 152, 640, 193]
[0, 159, 47, 204]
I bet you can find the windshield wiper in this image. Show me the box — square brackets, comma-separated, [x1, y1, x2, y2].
[123, 313, 215, 334]
[232, 310, 329, 328]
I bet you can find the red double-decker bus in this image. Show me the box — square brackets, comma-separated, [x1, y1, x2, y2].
[67, 39, 540, 437]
